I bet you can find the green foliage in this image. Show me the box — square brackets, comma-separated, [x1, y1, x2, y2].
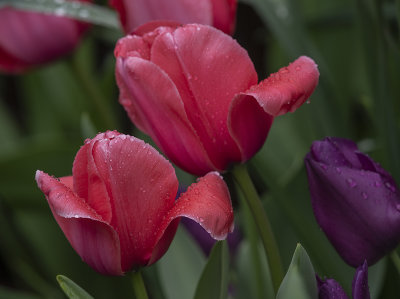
[56, 275, 94, 299]
[276, 244, 318, 299]
[194, 241, 230, 299]
[1, 0, 399, 298]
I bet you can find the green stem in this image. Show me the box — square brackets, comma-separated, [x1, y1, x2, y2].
[131, 271, 149, 299]
[231, 163, 284, 295]
[235, 183, 269, 299]
[390, 250, 400, 277]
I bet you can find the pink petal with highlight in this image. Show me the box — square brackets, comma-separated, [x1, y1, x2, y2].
[228, 56, 319, 160]
[115, 56, 215, 175]
[89, 135, 179, 270]
[35, 171, 122, 275]
[240, 56, 319, 117]
[72, 138, 113, 223]
[151, 24, 257, 170]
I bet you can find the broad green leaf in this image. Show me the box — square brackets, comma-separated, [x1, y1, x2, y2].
[158, 226, 206, 299]
[235, 241, 274, 299]
[56, 275, 94, 299]
[194, 241, 229, 299]
[0, 0, 120, 29]
[276, 244, 318, 299]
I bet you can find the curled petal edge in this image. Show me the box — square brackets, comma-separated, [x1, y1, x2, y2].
[228, 56, 319, 162]
[35, 170, 123, 276]
[148, 171, 234, 265]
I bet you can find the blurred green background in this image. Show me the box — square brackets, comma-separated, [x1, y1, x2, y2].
[0, 0, 399, 298]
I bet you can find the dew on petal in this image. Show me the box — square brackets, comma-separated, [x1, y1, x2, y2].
[346, 178, 357, 188]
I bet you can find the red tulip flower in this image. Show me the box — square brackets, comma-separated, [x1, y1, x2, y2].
[35, 131, 234, 275]
[0, 1, 91, 73]
[110, 0, 237, 34]
[115, 23, 319, 175]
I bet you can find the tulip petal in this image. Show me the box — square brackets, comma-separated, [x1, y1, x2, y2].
[228, 94, 273, 161]
[310, 137, 362, 169]
[35, 170, 122, 275]
[228, 56, 319, 161]
[305, 156, 400, 266]
[72, 134, 114, 223]
[149, 172, 234, 264]
[110, 0, 212, 33]
[150, 24, 257, 170]
[88, 135, 181, 270]
[317, 276, 349, 299]
[0, 9, 81, 65]
[352, 261, 370, 299]
[115, 55, 215, 175]
[210, 0, 237, 34]
[237, 56, 319, 117]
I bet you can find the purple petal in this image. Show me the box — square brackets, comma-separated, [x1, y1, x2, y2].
[317, 276, 349, 299]
[352, 261, 370, 299]
[305, 138, 400, 267]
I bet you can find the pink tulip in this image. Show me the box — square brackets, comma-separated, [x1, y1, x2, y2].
[109, 0, 237, 34]
[0, 1, 91, 73]
[114, 23, 320, 175]
[35, 131, 234, 275]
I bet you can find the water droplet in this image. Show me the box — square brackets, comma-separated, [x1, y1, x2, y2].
[385, 182, 396, 192]
[306, 99, 311, 104]
[295, 66, 301, 71]
[54, 7, 66, 16]
[374, 181, 381, 187]
[78, 9, 89, 19]
[361, 192, 368, 199]
[346, 178, 357, 188]
[335, 167, 342, 174]
[279, 67, 289, 74]
[320, 164, 328, 171]
[199, 217, 204, 223]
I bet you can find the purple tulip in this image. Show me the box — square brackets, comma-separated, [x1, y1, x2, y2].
[317, 276, 349, 299]
[305, 137, 400, 267]
[317, 260, 370, 299]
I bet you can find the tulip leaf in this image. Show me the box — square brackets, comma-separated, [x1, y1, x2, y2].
[158, 227, 206, 299]
[235, 241, 274, 299]
[276, 244, 318, 299]
[193, 241, 229, 299]
[0, 0, 121, 29]
[56, 275, 93, 299]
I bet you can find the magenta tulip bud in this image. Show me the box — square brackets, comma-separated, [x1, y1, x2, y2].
[317, 261, 370, 299]
[305, 137, 400, 267]
[109, 0, 237, 35]
[0, 1, 91, 73]
[36, 131, 234, 275]
[115, 23, 319, 176]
